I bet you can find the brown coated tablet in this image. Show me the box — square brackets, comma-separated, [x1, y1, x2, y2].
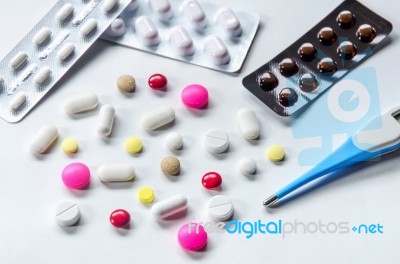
[160, 156, 180, 176]
[337, 10, 356, 28]
[318, 27, 337, 45]
[298, 43, 317, 61]
[117, 74, 136, 93]
[259, 72, 278, 91]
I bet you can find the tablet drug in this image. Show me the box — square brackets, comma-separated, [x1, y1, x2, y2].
[215, 7, 242, 38]
[57, 43, 76, 61]
[181, 84, 208, 109]
[55, 201, 80, 227]
[64, 92, 99, 115]
[204, 35, 230, 65]
[33, 27, 52, 46]
[239, 157, 256, 175]
[10, 92, 27, 111]
[117, 74, 136, 93]
[97, 163, 135, 182]
[267, 144, 285, 162]
[137, 186, 155, 204]
[106, 18, 127, 37]
[169, 26, 194, 56]
[160, 156, 180, 176]
[237, 108, 260, 140]
[178, 223, 208, 251]
[97, 104, 115, 137]
[207, 195, 234, 222]
[204, 129, 229, 154]
[141, 106, 175, 131]
[202, 172, 222, 189]
[124, 136, 143, 154]
[56, 3, 74, 22]
[10, 52, 28, 70]
[102, 0, 119, 13]
[80, 18, 98, 37]
[29, 123, 58, 154]
[34, 67, 52, 86]
[149, 0, 173, 21]
[151, 194, 188, 219]
[134, 16, 160, 46]
[148, 73, 167, 90]
[110, 209, 130, 228]
[62, 138, 79, 154]
[165, 132, 183, 150]
[180, 0, 207, 29]
[62, 162, 91, 189]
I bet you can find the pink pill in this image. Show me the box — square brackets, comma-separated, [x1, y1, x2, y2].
[181, 84, 208, 109]
[62, 162, 91, 189]
[177, 223, 207, 251]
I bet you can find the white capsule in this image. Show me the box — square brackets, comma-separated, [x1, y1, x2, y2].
[151, 194, 188, 219]
[33, 27, 52, 46]
[169, 26, 194, 56]
[34, 67, 51, 86]
[10, 52, 28, 70]
[216, 7, 242, 38]
[10, 91, 27, 111]
[64, 92, 99, 115]
[204, 129, 229, 154]
[204, 36, 230, 65]
[97, 163, 135, 182]
[102, 0, 119, 13]
[80, 18, 98, 37]
[97, 104, 115, 137]
[29, 124, 58, 154]
[107, 18, 126, 37]
[57, 43, 76, 61]
[237, 108, 260, 140]
[239, 157, 257, 176]
[180, 0, 207, 29]
[141, 106, 175, 131]
[56, 3, 74, 22]
[207, 195, 234, 222]
[55, 201, 80, 227]
[134, 16, 160, 46]
[149, 0, 173, 21]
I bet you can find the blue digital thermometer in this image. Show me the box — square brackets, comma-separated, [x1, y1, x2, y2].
[263, 105, 400, 207]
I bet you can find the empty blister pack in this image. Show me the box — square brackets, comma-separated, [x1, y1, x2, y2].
[101, 0, 260, 73]
[0, 0, 131, 123]
[242, 0, 392, 116]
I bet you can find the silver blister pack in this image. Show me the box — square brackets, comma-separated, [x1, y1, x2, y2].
[101, 0, 260, 73]
[0, 0, 131, 123]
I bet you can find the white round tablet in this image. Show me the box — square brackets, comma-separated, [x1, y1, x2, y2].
[204, 129, 229, 154]
[239, 157, 257, 175]
[55, 201, 80, 227]
[165, 132, 183, 150]
[207, 195, 234, 222]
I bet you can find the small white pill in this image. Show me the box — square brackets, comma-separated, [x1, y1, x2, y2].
[141, 106, 175, 131]
[10, 92, 27, 111]
[180, 0, 207, 29]
[64, 92, 99, 115]
[97, 104, 115, 137]
[97, 163, 135, 182]
[34, 67, 51, 86]
[204, 129, 229, 154]
[33, 27, 52, 46]
[10, 52, 28, 70]
[134, 16, 160, 46]
[107, 18, 126, 37]
[29, 124, 58, 154]
[169, 26, 194, 56]
[239, 157, 257, 176]
[165, 132, 183, 150]
[237, 108, 260, 140]
[80, 18, 98, 37]
[102, 0, 119, 13]
[216, 7, 242, 38]
[207, 195, 234, 222]
[149, 0, 173, 21]
[57, 43, 76, 61]
[204, 36, 230, 65]
[56, 3, 74, 22]
[151, 194, 188, 219]
[55, 201, 80, 227]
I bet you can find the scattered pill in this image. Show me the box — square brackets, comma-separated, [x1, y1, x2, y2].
[97, 163, 135, 182]
[207, 195, 234, 222]
[97, 104, 115, 137]
[215, 7, 242, 38]
[107, 18, 127, 37]
[34, 67, 52, 86]
[124, 137, 143, 154]
[10, 51, 28, 70]
[149, 0, 173, 21]
[62, 138, 78, 154]
[80, 18, 98, 37]
[202, 172, 222, 189]
[204, 35, 230, 65]
[178, 223, 208, 251]
[181, 84, 208, 109]
[180, 0, 207, 29]
[237, 108, 260, 140]
[29, 124, 58, 154]
[57, 42, 76, 61]
[33, 27, 52, 46]
[204, 129, 229, 154]
[137, 186, 155, 204]
[148, 73, 167, 90]
[160, 156, 180, 176]
[110, 209, 130, 227]
[10, 92, 27, 111]
[102, 0, 119, 13]
[55, 201, 80, 227]
[56, 3, 74, 22]
[117, 74, 136, 93]
[165, 132, 183, 150]
[141, 106, 175, 131]
[266, 144, 285, 162]
[239, 157, 256, 175]
[169, 26, 194, 56]
[62, 162, 91, 189]
[135, 16, 160, 46]
[64, 92, 99, 115]
[151, 194, 188, 219]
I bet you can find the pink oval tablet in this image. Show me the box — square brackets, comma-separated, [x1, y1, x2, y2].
[177, 223, 207, 251]
[62, 162, 91, 189]
[181, 84, 208, 109]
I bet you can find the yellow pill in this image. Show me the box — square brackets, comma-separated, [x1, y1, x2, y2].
[266, 144, 285, 162]
[125, 137, 143, 154]
[137, 186, 155, 204]
[62, 138, 78, 154]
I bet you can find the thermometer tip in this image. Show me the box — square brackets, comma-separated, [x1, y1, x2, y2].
[263, 194, 279, 207]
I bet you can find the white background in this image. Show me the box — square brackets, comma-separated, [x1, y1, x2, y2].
[0, 0, 400, 263]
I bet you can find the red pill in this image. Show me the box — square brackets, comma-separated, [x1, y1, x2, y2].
[148, 73, 167, 89]
[110, 209, 130, 227]
[202, 172, 222, 189]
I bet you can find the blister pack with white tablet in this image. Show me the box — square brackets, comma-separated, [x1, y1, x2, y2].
[0, 0, 131, 123]
[101, 0, 260, 73]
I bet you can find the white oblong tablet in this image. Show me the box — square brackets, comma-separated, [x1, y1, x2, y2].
[29, 124, 58, 154]
[180, 0, 206, 29]
[56, 3, 74, 22]
[97, 104, 115, 137]
[10, 52, 28, 70]
[165, 132, 183, 150]
[64, 92, 99, 115]
[207, 195, 234, 222]
[102, 0, 119, 13]
[169, 26, 194, 57]
[149, 0, 173, 21]
[107, 18, 126, 37]
[55, 201, 80, 227]
[10, 91, 27, 111]
[134, 16, 160, 46]
[80, 18, 98, 37]
[239, 157, 257, 176]
[204, 129, 229, 154]
[34, 67, 52, 86]
[141, 106, 175, 131]
[97, 163, 135, 182]
[237, 108, 260, 140]
[204, 36, 230, 65]
[33, 27, 52, 46]
[57, 43, 76, 61]
[215, 7, 242, 38]
[151, 194, 188, 219]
